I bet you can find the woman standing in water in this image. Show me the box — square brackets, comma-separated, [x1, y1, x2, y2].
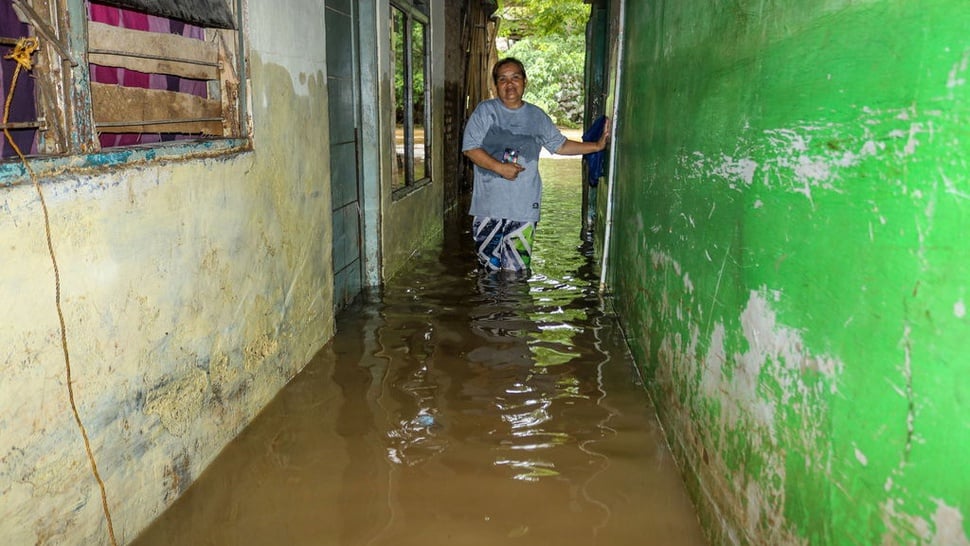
[462, 57, 610, 274]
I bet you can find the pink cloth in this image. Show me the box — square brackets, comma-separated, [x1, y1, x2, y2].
[88, 2, 208, 147]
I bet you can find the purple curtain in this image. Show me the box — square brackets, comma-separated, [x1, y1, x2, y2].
[1, 0, 38, 158]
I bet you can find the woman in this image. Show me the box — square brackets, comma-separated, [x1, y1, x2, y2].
[462, 57, 610, 273]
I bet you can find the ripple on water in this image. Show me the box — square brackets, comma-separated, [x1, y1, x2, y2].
[130, 158, 709, 546]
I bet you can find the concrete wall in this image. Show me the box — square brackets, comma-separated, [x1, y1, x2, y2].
[380, 0, 447, 278]
[603, 1, 970, 544]
[1, 0, 456, 541]
[442, 0, 469, 212]
[0, 2, 335, 543]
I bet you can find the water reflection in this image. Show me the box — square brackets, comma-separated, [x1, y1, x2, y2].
[131, 159, 707, 546]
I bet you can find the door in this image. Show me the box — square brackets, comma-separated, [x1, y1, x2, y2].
[326, 0, 363, 311]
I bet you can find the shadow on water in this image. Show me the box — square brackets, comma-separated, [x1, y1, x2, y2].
[131, 159, 708, 546]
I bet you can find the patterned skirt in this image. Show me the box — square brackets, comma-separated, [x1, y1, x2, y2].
[472, 216, 537, 273]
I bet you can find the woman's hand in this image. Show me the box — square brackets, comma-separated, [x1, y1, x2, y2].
[597, 117, 612, 150]
[555, 117, 613, 156]
[496, 161, 526, 181]
[464, 148, 525, 180]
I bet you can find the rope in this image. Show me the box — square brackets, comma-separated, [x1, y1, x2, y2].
[3, 35, 38, 70]
[3, 37, 119, 546]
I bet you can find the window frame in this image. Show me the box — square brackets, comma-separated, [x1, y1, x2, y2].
[0, 0, 249, 185]
[389, 0, 430, 198]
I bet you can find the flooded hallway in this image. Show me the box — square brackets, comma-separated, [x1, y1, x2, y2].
[129, 159, 708, 545]
[3, 0, 970, 544]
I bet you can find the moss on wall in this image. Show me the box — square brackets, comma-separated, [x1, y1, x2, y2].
[605, 1, 970, 544]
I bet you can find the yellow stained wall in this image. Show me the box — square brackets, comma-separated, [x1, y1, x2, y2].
[0, 2, 337, 543]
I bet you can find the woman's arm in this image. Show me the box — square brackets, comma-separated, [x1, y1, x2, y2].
[555, 117, 612, 156]
[464, 148, 526, 181]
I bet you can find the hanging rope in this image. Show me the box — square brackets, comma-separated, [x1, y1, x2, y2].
[3, 37, 118, 546]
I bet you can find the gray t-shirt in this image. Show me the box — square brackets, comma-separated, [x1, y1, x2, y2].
[462, 99, 567, 222]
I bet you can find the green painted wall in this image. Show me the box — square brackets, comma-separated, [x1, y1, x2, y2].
[603, 1, 970, 544]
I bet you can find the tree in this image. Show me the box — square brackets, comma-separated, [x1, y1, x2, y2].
[498, 0, 589, 40]
[505, 34, 586, 128]
[497, 0, 589, 127]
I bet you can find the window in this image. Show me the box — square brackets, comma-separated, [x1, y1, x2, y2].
[0, 0, 247, 176]
[390, 1, 429, 193]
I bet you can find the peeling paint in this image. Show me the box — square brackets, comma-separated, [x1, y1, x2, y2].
[678, 106, 944, 206]
[644, 257, 845, 543]
[607, 5, 970, 545]
[946, 52, 968, 88]
[881, 498, 970, 546]
[930, 501, 970, 546]
[144, 368, 209, 438]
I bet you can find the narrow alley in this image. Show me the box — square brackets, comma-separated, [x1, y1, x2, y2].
[6, 1, 967, 543]
[129, 158, 708, 546]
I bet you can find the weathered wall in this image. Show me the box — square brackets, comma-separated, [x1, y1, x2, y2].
[443, 0, 468, 212]
[0, 1, 336, 544]
[605, 1, 970, 544]
[381, 0, 446, 278]
[443, 0, 500, 209]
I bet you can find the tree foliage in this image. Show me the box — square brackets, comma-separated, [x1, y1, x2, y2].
[506, 34, 586, 128]
[497, 0, 589, 127]
[498, 0, 589, 39]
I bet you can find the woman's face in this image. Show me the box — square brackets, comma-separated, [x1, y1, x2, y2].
[495, 64, 527, 109]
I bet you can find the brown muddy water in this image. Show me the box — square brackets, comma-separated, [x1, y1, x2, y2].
[131, 159, 708, 546]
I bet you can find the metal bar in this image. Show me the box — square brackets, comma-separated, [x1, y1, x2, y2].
[234, 0, 247, 137]
[87, 48, 221, 68]
[0, 120, 45, 130]
[95, 117, 224, 128]
[11, 0, 78, 66]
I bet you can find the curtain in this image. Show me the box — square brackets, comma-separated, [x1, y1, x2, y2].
[0, 0, 38, 158]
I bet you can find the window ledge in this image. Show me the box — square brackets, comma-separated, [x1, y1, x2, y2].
[391, 177, 432, 201]
[1, 138, 251, 187]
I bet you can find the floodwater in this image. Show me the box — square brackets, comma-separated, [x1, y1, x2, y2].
[131, 159, 708, 546]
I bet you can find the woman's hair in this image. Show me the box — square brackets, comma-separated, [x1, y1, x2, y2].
[492, 57, 527, 86]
